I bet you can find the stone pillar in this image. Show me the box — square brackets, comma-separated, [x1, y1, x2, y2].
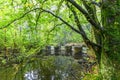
[38, 48, 46, 55]
[65, 46, 72, 56]
[50, 46, 54, 55]
[60, 46, 65, 56]
[73, 46, 83, 59]
[54, 46, 61, 56]
[46, 46, 51, 55]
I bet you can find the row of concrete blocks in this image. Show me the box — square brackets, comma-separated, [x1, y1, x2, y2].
[39, 45, 88, 57]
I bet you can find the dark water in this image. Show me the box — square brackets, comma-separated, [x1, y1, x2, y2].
[0, 45, 91, 80]
[0, 56, 84, 80]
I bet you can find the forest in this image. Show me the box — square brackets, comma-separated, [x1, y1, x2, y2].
[0, 0, 120, 80]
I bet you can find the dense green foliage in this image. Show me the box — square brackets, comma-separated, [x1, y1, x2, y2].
[0, 0, 120, 80]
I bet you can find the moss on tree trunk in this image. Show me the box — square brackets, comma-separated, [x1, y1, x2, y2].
[100, 0, 120, 79]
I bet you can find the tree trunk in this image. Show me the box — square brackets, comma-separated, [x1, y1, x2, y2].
[100, 0, 120, 79]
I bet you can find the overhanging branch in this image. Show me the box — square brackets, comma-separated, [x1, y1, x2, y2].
[0, 7, 83, 36]
[41, 8, 83, 35]
[0, 6, 102, 50]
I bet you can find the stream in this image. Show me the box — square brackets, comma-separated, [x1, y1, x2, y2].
[0, 45, 94, 80]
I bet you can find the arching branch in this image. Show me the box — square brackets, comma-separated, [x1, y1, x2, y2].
[40, 8, 103, 49]
[41, 8, 83, 35]
[0, 7, 82, 36]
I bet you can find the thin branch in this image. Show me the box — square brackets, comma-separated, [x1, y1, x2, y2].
[35, 11, 43, 30]
[46, 23, 64, 44]
[49, 23, 64, 32]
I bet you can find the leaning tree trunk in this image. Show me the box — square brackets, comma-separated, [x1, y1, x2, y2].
[101, 0, 120, 79]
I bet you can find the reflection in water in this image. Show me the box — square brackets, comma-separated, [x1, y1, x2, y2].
[0, 56, 90, 80]
[0, 45, 92, 80]
[24, 70, 38, 80]
[24, 56, 74, 80]
[24, 70, 69, 80]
